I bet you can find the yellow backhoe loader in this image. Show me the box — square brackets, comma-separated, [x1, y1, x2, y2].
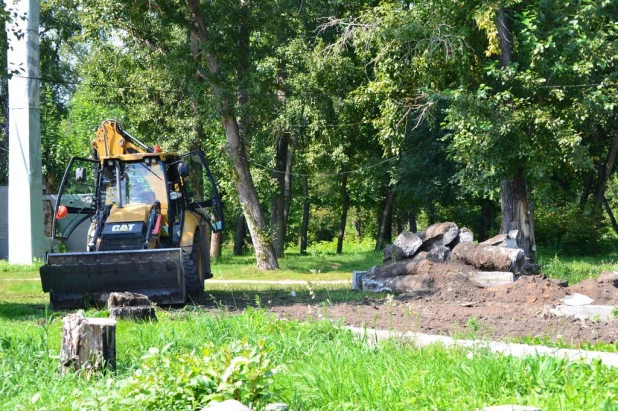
[39, 120, 224, 308]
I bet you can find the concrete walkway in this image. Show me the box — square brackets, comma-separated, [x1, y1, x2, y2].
[346, 326, 618, 368]
[208, 279, 350, 285]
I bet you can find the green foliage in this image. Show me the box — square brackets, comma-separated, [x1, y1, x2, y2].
[0, 260, 42, 272]
[74, 340, 277, 410]
[535, 205, 614, 255]
[539, 254, 618, 284]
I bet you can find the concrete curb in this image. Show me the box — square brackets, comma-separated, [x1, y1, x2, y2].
[346, 326, 618, 368]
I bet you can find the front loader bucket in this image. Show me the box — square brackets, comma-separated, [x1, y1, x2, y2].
[40, 248, 185, 309]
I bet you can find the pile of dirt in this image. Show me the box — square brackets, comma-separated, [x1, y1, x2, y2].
[482, 275, 568, 304]
[569, 277, 618, 305]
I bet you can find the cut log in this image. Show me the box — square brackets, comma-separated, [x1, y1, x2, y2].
[362, 273, 434, 293]
[108, 292, 156, 321]
[60, 313, 116, 374]
[451, 242, 524, 273]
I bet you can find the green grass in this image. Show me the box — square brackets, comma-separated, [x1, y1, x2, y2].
[1, 309, 617, 410]
[538, 251, 618, 284]
[210, 249, 381, 281]
[1, 248, 618, 409]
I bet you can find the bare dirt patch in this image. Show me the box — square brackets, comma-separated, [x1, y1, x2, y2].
[266, 274, 618, 346]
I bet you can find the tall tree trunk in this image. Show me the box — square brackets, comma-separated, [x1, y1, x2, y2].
[300, 175, 309, 255]
[395, 212, 403, 235]
[427, 203, 437, 225]
[579, 168, 596, 208]
[375, 188, 395, 251]
[188, 1, 278, 269]
[495, 7, 537, 262]
[478, 199, 495, 242]
[603, 196, 618, 235]
[355, 207, 362, 238]
[595, 129, 618, 205]
[233, 211, 246, 256]
[222, 115, 278, 269]
[336, 166, 349, 254]
[500, 168, 536, 261]
[283, 132, 297, 248]
[210, 231, 222, 259]
[407, 209, 417, 233]
[270, 132, 288, 257]
[270, 67, 292, 258]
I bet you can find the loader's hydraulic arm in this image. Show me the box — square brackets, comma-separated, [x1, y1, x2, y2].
[92, 119, 155, 158]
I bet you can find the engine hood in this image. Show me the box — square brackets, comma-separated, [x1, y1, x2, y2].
[106, 203, 151, 224]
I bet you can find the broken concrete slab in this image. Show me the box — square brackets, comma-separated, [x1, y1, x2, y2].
[479, 234, 508, 246]
[393, 231, 423, 258]
[351, 271, 366, 291]
[465, 271, 515, 288]
[561, 293, 593, 306]
[544, 305, 617, 321]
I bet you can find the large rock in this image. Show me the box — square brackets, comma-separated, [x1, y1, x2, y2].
[451, 242, 525, 273]
[419, 222, 459, 251]
[393, 231, 423, 258]
[458, 227, 474, 243]
[427, 245, 451, 263]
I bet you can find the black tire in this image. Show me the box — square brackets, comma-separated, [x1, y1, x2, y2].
[184, 233, 204, 296]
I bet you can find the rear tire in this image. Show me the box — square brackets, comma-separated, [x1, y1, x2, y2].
[184, 232, 204, 296]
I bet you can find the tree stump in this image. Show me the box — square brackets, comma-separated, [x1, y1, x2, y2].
[59, 313, 116, 374]
[108, 292, 156, 321]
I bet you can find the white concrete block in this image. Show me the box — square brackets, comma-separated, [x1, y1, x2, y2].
[546, 305, 616, 321]
[561, 293, 593, 306]
[467, 271, 514, 287]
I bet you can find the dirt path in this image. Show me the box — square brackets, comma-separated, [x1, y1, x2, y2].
[265, 275, 618, 346]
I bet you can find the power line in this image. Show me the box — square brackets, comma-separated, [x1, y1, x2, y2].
[241, 152, 401, 178]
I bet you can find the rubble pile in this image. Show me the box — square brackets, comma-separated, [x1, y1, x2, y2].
[357, 222, 538, 294]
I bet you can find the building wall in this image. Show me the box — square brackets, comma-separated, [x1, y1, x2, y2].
[0, 186, 7, 260]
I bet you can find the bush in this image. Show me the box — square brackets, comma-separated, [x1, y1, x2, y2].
[74, 340, 278, 410]
[534, 206, 615, 256]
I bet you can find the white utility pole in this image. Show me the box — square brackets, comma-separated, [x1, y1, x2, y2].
[6, 0, 44, 263]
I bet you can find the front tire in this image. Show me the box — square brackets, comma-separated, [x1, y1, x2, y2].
[184, 232, 204, 296]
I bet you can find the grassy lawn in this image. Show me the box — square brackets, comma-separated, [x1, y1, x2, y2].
[210, 250, 381, 281]
[1, 249, 618, 410]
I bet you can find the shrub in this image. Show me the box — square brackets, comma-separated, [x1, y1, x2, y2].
[74, 339, 278, 410]
[534, 206, 615, 256]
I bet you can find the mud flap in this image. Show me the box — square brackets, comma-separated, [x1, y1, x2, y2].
[40, 249, 185, 309]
